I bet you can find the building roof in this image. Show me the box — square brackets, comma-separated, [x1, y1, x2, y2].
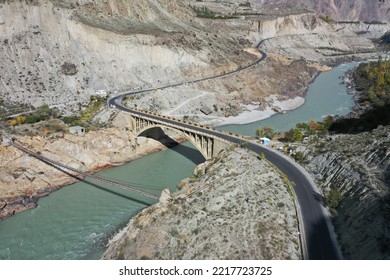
[69, 126, 84, 130]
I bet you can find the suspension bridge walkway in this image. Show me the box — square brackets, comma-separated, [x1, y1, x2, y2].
[10, 140, 160, 200]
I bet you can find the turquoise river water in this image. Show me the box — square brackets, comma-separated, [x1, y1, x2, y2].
[0, 62, 357, 259]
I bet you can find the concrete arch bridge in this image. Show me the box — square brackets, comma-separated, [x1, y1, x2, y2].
[123, 108, 232, 160]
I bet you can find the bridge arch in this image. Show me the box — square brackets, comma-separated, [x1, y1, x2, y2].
[136, 124, 210, 160]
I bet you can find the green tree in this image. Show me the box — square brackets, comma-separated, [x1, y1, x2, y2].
[322, 115, 334, 130]
[255, 126, 275, 139]
[25, 114, 45, 124]
[36, 104, 57, 118]
[296, 122, 309, 130]
[327, 187, 342, 209]
[354, 60, 390, 107]
[285, 128, 303, 142]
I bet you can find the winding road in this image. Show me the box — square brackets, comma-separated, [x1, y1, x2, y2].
[108, 37, 342, 260]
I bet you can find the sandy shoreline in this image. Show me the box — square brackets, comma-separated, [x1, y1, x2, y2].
[205, 96, 306, 126]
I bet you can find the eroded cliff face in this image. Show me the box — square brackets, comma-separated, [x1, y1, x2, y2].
[303, 126, 390, 259]
[254, 0, 390, 23]
[1, 0, 384, 122]
[126, 9, 383, 124]
[0, 0, 216, 113]
[0, 0, 264, 115]
[101, 146, 301, 260]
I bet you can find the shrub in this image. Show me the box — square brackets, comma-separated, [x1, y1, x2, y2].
[256, 126, 275, 139]
[285, 128, 303, 142]
[25, 114, 45, 124]
[80, 96, 106, 121]
[326, 187, 342, 209]
[190, 5, 235, 19]
[240, 141, 249, 149]
[239, 2, 251, 8]
[259, 152, 266, 160]
[8, 119, 18, 126]
[320, 15, 333, 23]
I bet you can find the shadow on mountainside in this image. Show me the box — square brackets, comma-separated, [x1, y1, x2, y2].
[329, 104, 390, 134]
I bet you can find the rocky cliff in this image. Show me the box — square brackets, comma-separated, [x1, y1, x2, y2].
[254, 0, 390, 23]
[303, 125, 390, 259]
[0, 0, 214, 113]
[121, 9, 384, 124]
[1, 0, 276, 116]
[1, 0, 385, 124]
[101, 146, 301, 260]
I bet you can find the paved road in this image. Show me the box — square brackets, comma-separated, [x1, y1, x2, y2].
[107, 37, 341, 259]
[109, 99, 341, 260]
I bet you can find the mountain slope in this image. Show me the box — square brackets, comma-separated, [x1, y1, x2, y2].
[303, 125, 390, 259]
[254, 0, 390, 23]
[101, 146, 301, 260]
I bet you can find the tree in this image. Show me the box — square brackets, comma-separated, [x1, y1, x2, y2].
[36, 104, 57, 118]
[296, 122, 309, 130]
[25, 114, 44, 124]
[255, 126, 275, 139]
[320, 15, 333, 23]
[327, 187, 342, 209]
[322, 115, 334, 130]
[308, 120, 318, 132]
[285, 128, 303, 142]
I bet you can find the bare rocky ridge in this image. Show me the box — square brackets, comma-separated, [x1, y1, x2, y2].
[1, 0, 280, 118]
[253, 0, 390, 23]
[120, 6, 386, 124]
[101, 146, 301, 260]
[301, 125, 390, 259]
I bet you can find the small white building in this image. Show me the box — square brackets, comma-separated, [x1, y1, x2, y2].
[69, 126, 85, 134]
[93, 90, 108, 97]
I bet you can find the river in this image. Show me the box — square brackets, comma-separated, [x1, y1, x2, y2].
[0, 62, 357, 260]
[219, 62, 357, 135]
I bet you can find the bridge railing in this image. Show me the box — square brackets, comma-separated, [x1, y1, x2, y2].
[126, 108, 233, 145]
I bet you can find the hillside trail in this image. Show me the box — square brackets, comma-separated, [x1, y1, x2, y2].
[163, 91, 212, 115]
